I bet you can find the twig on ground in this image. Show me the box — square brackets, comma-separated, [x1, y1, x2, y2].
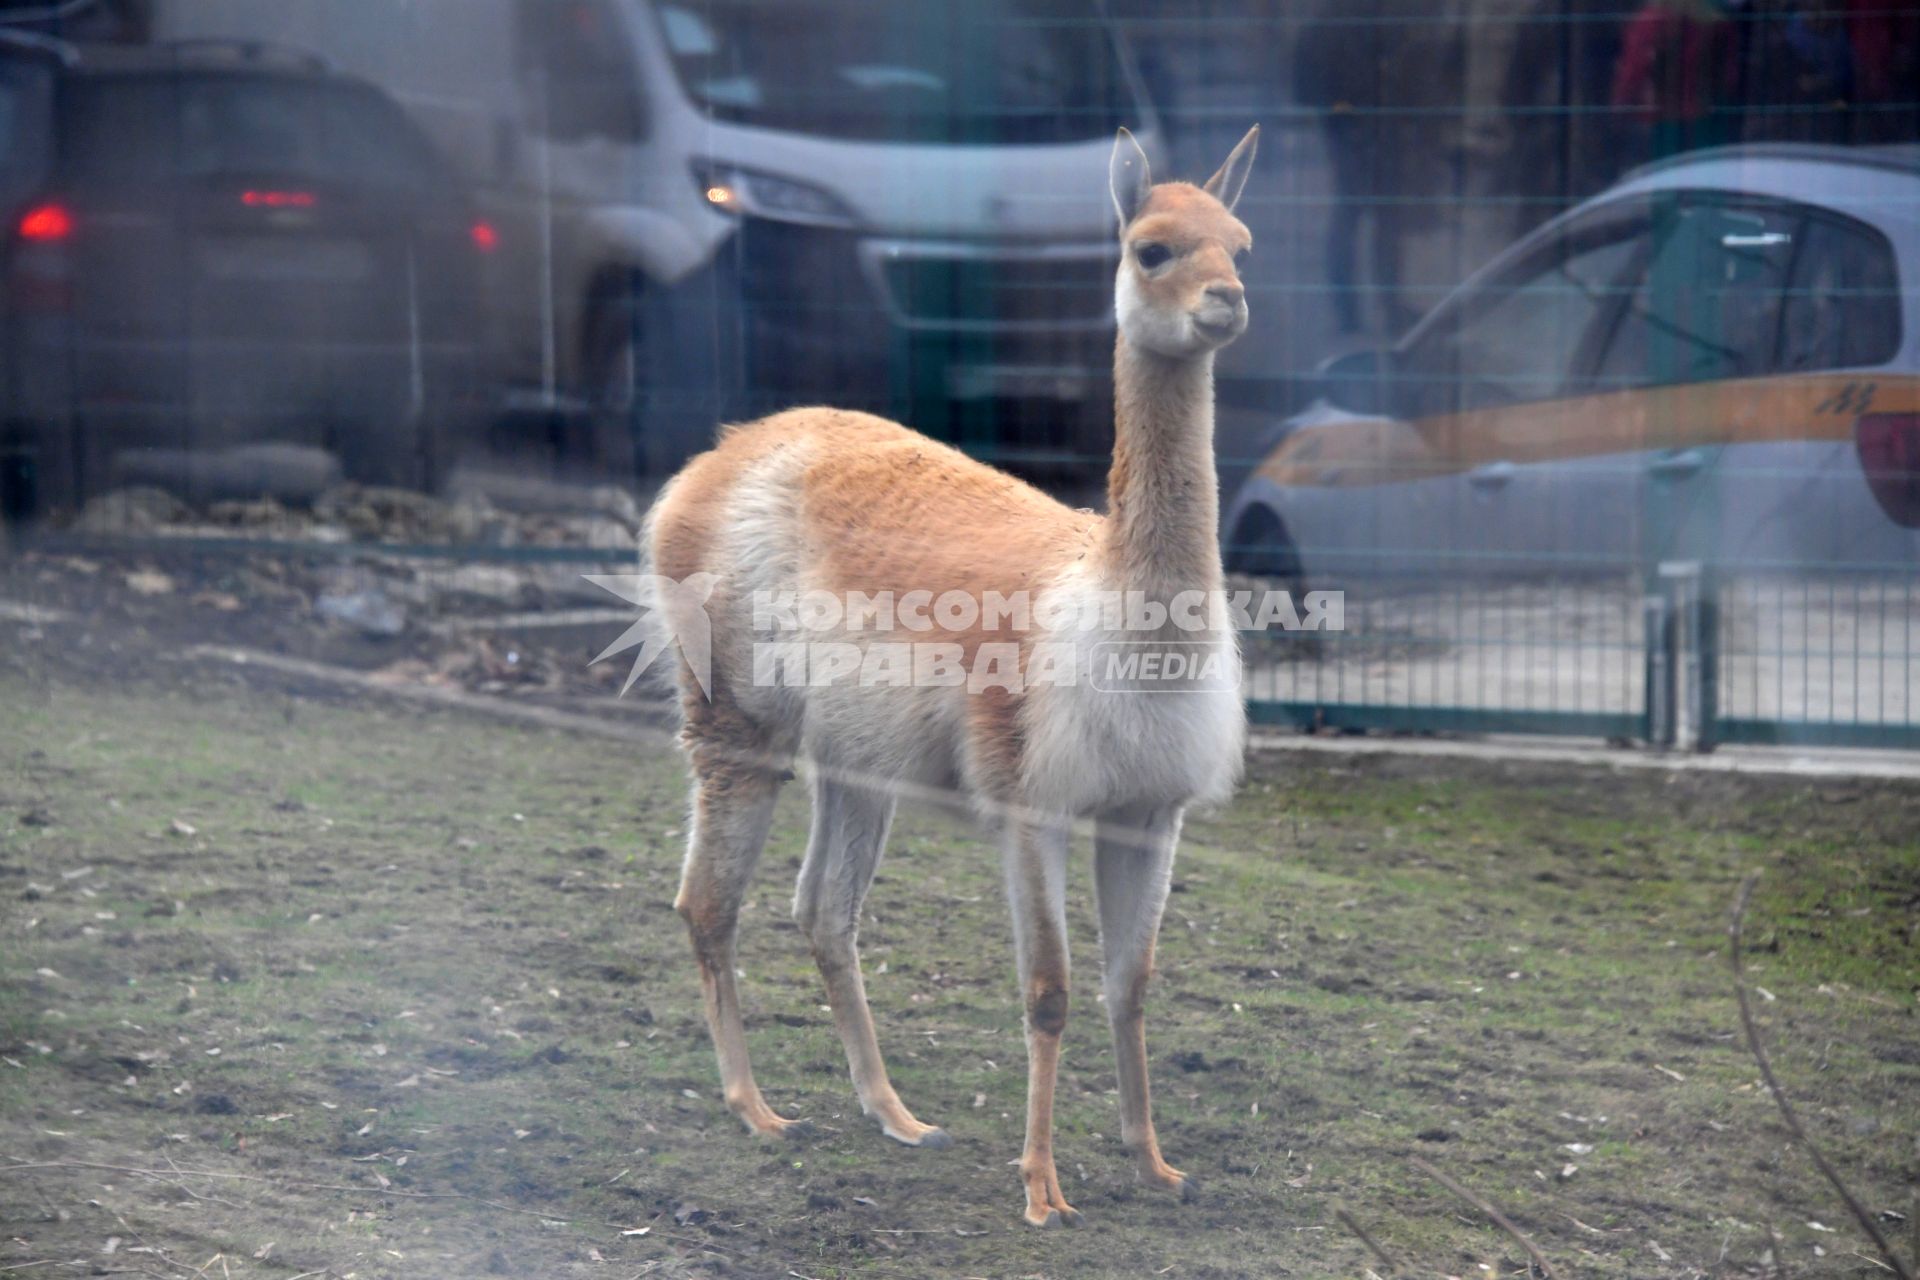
[96, 1202, 199, 1279]
[1730, 873, 1914, 1280]
[1409, 1156, 1555, 1279]
[1768, 1222, 1789, 1279]
[1335, 1205, 1401, 1278]
[156, 1156, 246, 1210]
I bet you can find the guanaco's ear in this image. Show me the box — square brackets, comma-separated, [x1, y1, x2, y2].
[1109, 127, 1151, 231]
[1203, 125, 1259, 212]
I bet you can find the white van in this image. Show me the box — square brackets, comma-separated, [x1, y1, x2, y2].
[151, 0, 1157, 477]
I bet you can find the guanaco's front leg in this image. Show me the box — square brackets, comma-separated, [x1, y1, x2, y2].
[1095, 804, 1195, 1199]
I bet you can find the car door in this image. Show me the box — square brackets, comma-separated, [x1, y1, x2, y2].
[1716, 203, 1916, 568]
[1377, 199, 1655, 578]
[1580, 194, 1805, 571]
[1581, 192, 1919, 572]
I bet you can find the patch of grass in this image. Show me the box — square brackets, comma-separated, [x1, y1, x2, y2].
[2, 670, 1916, 1279]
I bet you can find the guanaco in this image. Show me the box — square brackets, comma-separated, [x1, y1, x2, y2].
[643, 126, 1258, 1226]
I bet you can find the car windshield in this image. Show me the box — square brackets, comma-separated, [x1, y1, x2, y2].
[63, 73, 442, 187]
[653, 0, 1136, 144]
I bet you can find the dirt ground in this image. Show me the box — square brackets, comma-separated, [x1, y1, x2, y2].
[2, 546, 1918, 1280]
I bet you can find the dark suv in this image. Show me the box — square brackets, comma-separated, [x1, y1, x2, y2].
[1, 35, 494, 520]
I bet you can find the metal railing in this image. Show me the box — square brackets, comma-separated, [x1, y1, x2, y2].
[1247, 558, 1920, 751]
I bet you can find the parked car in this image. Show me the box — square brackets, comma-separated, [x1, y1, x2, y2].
[0, 34, 493, 520]
[1223, 144, 1920, 581]
[152, 0, 1158, 479]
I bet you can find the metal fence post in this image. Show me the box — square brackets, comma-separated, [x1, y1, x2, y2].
[1658, 561, 1714, 753]
[1696, 567, 1719, 752]
[1644, 587, 1673, 749]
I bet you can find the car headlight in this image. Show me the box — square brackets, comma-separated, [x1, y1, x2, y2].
[693, 162, 859, 230]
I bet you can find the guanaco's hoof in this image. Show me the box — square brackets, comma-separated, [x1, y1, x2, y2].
[1025, 1205, 1082, 1229]
[777, 1119, 818, 1142]
[1177, 1174, 1200, 1203]
[880, 1123, 950, 1149]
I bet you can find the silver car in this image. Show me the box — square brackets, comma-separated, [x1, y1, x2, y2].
[1223, 144, 1920, 581]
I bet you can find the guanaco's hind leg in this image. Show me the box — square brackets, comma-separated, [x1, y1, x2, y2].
[675, 761, 796, 1137]
[1094, 804, 1194, 1199]
[793, 776, 949, 1148]
[1003, 817, 1080, 1227]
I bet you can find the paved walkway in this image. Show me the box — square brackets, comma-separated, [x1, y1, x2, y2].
[1249, 727, 1920, 781]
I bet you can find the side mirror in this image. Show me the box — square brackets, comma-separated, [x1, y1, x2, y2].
[1314, 348, 1393, 416]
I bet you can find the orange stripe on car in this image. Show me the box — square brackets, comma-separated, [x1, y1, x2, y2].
[1256, 373, 1920, 489]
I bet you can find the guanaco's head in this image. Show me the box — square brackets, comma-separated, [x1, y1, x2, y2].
[1109, 125, 1258, 358]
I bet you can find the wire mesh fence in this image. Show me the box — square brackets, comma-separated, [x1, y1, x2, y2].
[1714, 569, 1920, 741]
[1241, 573, 1649, 735]
[1239, 558, 1920, 748]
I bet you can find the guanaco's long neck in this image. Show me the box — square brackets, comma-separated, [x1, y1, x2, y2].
[1100, 334, 1223, 592]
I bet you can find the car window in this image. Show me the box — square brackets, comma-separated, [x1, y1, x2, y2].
[64, 74, 444, 189]
[0, 55, 53, 204]
[1779, 213, 1901, 373]
[1594, 196, 1801, 389]
[1399, 210, 1647, 417]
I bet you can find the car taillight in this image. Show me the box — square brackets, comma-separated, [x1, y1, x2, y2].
[241, 190, 316, 208]
[17, 202, 74, 241]
[10, 202, 74, 311]
[470, 220, 499, 253]
[1856, 412, 1920, 528]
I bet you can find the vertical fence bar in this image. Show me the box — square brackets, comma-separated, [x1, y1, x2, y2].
[1697, 567, 1719, 751]
[1645, 588, 1672, 748]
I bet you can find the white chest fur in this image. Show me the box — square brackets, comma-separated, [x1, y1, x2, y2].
[1017, 575, 1247, 815]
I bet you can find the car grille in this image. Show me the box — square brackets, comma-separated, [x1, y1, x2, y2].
[880, 253, 1114, 328]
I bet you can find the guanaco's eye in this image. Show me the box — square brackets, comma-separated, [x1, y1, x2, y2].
[1135, 242, 1172, 270]
[1233, 247, 1250, 271]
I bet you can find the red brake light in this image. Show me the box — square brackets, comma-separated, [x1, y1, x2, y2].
[1856, 412, 1920, 528]
[470, 220, 499, 253]
[241, 190, 317, 208]
[17, 203, 74, 241]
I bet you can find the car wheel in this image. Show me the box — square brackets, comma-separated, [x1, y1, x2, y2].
[1, 420, 78, 524]
[587, 262, 749, 484]
[1226, 504, 1304, 583]
[412, 389, 464, 496]
[1229, 505, 1325, 659]
[337, 415, 430, 492]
